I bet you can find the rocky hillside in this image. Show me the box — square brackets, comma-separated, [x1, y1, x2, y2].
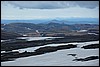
[1, 30, 22, 40]
[1, 23, 99, 34]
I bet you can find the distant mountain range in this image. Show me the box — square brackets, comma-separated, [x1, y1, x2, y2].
[1, 18, 99, 24]
[1, 22, 99, 34]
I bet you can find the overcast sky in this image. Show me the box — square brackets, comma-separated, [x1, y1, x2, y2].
[1, 1, 99, 20]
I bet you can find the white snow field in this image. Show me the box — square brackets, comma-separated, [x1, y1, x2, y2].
[1, 41, 99, 66]
[17, 37, 63, 41]
[10, 41, 99, 53]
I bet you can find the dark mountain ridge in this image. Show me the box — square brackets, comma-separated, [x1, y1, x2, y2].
[1, 22, 99, 34]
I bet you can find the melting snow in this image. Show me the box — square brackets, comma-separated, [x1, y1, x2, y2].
[1, 48, 99, 66]
[1, 40, 99, 66]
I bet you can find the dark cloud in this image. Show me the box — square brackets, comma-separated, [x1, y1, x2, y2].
[75, 1, 99, 9]
[2, 1, 99, 9]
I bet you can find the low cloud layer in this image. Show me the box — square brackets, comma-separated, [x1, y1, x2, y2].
[2, 1, 99, 9]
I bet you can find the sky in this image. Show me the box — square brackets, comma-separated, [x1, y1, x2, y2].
[1, 1, 99, 20]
